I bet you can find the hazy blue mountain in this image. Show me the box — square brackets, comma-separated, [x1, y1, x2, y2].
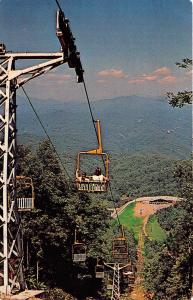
[17, 95, 191, 159]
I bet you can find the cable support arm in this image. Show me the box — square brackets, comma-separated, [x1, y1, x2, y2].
[5, 54, 65, 89]
[83, 120, 103, 155]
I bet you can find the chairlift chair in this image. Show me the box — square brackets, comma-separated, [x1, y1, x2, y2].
[95, 259, 105, 279]
[126, 264, 135, 283]
[75, 120, 109, 192]
[72, 242, 86, 262]
[106, 273, 113, 290]
[112, 226, 128, 263]
[72, 229, 86, 262]
[16, 176, 35, 212]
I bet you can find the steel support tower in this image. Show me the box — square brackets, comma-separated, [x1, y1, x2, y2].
[0, 51, 66, 294]
[105, 262, 133, 300]
[111, 263, 120, 300]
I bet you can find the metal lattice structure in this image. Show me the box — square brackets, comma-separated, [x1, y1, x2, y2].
[0, 51, 66, 294]
[105, 262, 131, 300]
[111, 264, 120, 300]
[105, 226, 134, 300]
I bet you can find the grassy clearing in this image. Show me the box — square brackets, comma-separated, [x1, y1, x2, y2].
[114, 202, 143, 241]
[146, 215, 167, 241]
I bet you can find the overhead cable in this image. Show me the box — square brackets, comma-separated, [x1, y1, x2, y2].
[82, 79, 122, 228]
[55, 0, 122, 228]
[21, 86, 72, 182]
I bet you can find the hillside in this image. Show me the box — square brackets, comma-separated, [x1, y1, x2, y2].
[15, 96, 192, 299]
[110, 153, 179, 198]
[17, 95, 191, 159]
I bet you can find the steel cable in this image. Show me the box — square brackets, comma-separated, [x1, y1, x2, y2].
[81, 79, 122, 228]
[21, 86, 72, 183]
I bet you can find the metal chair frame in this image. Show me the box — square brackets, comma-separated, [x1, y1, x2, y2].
[16, 176, 35, 211]
[75, 120, 109, 193]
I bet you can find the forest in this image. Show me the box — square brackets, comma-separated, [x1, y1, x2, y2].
[143, 161, 192, 300]
[16, 138, 192, 299]
[17, 141, 137, 299]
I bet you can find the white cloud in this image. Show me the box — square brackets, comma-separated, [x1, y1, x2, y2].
[153, 67, 171, 76]
[128, 79, 145, 84]
[141, 74, 157, 81]
[97, 68, 127, 78]
[158, 75, 177, 84]
[128, 66, 177, 85]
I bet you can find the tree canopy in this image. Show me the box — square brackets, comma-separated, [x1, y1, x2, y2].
[142, 60, 193, 297]
[167, 58, 192, 108]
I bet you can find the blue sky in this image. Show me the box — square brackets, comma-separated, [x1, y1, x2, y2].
[0, 0, 191, 101]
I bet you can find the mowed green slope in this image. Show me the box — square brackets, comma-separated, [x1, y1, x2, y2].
[115, 202, 167, 242]
[114, 202, 143, 240]
[146, 215, 167, 241]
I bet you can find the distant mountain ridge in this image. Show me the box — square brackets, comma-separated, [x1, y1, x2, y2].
[17, 95, 191, 159]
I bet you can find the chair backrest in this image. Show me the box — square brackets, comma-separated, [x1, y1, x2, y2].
[16, 176, 35, 211]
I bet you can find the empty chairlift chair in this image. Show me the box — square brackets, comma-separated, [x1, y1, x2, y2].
[16, 176, 35, 211]
[95, 259, 105, 279]
[72, 229, 86, 262]
[112, 227, 128, 264]
[106, 273, 113, 290]
[75, 120, 109, 193]
[72, 242, 86, 262]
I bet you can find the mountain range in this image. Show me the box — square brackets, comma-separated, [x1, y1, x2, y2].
[17, 95, 192, 160]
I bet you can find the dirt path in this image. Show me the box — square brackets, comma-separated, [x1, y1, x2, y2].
[130, 232, 146, 300]
[142, 216, 149, 237]
[112, 196, 180, 299]
[129, 197, 176, 299]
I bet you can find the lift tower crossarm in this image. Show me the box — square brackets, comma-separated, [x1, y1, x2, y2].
[0, 52, 64, 59]
[0, 52, 65, 88]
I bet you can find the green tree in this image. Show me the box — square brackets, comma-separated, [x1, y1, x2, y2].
[167, 58, 192, 107]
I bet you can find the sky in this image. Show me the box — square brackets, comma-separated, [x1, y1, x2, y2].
[0, 0, 192, 101]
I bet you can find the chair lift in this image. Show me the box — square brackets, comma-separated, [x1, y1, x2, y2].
[106, 272, 113, 290]
[72, 229, 86, 263]
[122, 263, 135, 286]
[95, 258, 105, 279]
[123, 264, 135, 292]
[75, 120, 109, 193]
[16, 176, 35, 212]
[112, 226, 128, 264]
